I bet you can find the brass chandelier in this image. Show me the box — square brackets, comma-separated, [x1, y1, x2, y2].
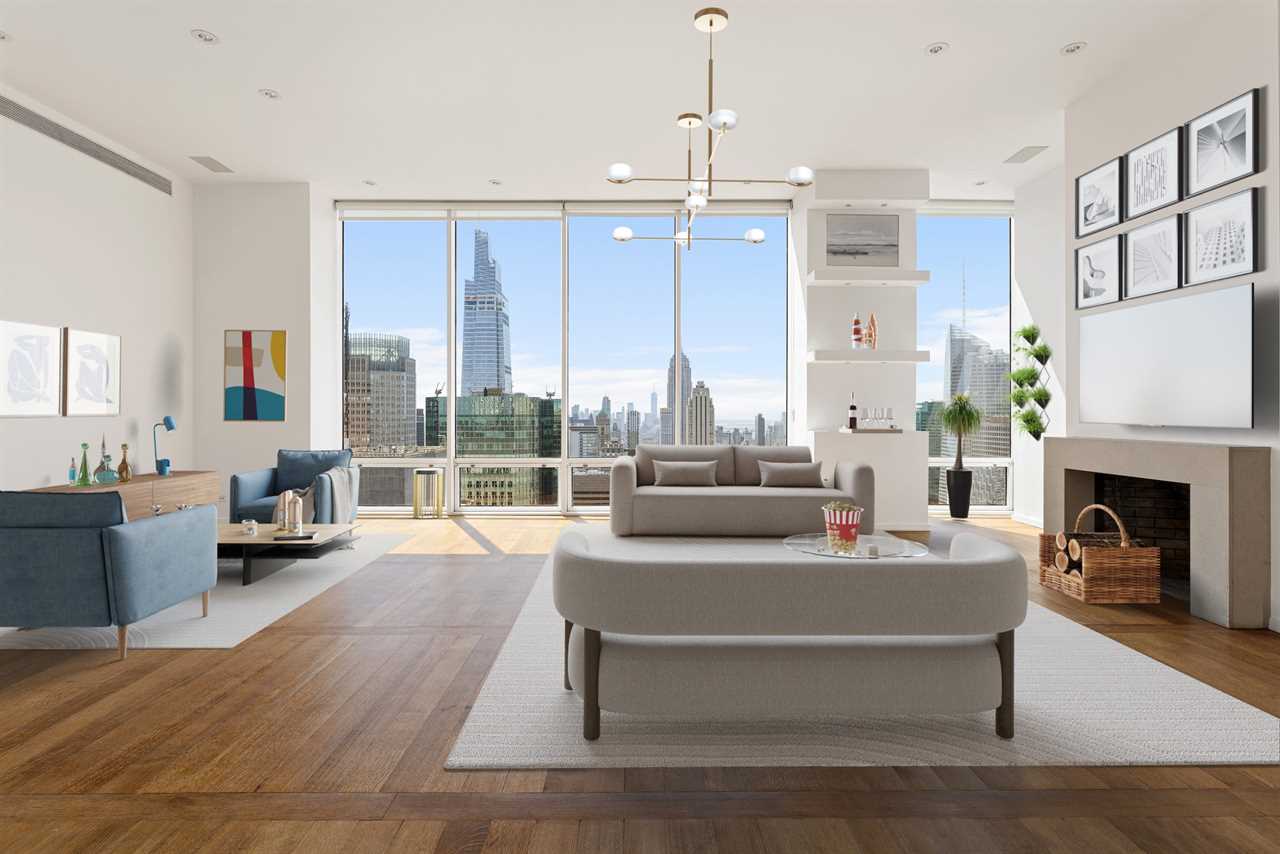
[606, 7, 813, 248]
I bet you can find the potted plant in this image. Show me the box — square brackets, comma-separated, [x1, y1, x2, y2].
[941, 393, 982, 519]
[1009, 324, 1052, 440]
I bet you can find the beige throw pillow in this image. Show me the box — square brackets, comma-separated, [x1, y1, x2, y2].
[758, 460, 824, 487]
[653, 459, 719, 487]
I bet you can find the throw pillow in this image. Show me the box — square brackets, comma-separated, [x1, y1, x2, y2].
[758, 460, 823, 488]
[653, 459, 719, 487]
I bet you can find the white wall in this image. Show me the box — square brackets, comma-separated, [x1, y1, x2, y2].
[1011, 165, 1067, 527]
[0, 86, 194, 492]
[192, 183, 314, 517]
[1059, 4, 1280, 629]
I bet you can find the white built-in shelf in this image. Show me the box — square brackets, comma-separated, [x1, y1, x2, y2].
[807, 349, 929, 364]
[810, 427, 910, 435]
[807, 269, 930, 288]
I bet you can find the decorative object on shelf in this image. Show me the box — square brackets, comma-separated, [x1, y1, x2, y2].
[1038, 503, 1161, 604]
[941, 393, 982, 519]
[151, 504, 163, 516]
[67, 457, 77, 485]
[1124, 215, 1181, 299]
[1125, 128, 1181, 219]
[116, 443, 132, 483]
[1184, 187, 1258, 286]
[849, 314, 864, 349]
[1186, 89, 1258, 197]
[1009, 324, 1052, 440]
[866, 312, 879, 349]
[93, 435, 108, 481]
[821, 500, 863, 555]
[0, 320, 62, 417]
[604, 7, 811, 248]
[1075, 235, 1122, 309]
[846, 392, 857, 429]
[64, 329, 121, 416]
[1075, 157, 1122, 237]
[225, 330, 286, 421]
[76, 442, 91, 487]
[826, 213, 899, 267]
[153, 415, 176, 476]
[95, 453, 119, 484]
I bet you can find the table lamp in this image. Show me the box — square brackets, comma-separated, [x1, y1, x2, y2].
[153, 415, 176, 476]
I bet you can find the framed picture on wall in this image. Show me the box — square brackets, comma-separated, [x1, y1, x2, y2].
[1184, 187, 1259, 286]
[64, 329, 121, 416]
[224, 329, 287, 421]
[1076, 235, 1122, 309]
[1076, 157, 1123, 237]
[824, 213, 899, 267]
[1124, 216, 1181, 299]
[1125, 128, 1181, 219]
[1186, 89, 1259, 197]
[0, 320, 63, 417]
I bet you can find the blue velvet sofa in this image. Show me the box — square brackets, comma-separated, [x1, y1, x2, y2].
[229, 449, 360, 525]
[0, 491, 217, 659]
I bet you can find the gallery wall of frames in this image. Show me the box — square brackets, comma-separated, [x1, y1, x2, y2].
[1074, 88, 1261, 310]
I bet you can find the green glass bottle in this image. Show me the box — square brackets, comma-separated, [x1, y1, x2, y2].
[77, 443, 92, 487]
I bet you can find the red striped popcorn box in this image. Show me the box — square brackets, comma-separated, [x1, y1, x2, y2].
[823, 505, 864, 555]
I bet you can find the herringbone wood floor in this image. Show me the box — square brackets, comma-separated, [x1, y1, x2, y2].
[2, 516, 1279, 853]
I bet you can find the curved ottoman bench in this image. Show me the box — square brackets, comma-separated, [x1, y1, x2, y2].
[552, 527, 1027, 740]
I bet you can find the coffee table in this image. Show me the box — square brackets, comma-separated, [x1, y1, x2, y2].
[217, 523, 359, 585]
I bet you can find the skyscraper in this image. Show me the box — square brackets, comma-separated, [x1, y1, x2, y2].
[754, 413, 766, 446]
[686, 380, 715, 445]
[343, 330, 418, 454]
[943, 324, 1010, 459]
[461, 229, 512, 395]
[666, 352, 691, 423]
[626, 409, 640, 450]
[649, 389, 658, 424]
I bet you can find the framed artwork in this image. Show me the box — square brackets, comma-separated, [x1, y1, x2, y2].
[225, 329, 286, 421]
[0, 320, 62, 417]
[1125, 128, 1181, 219]
[1076, 235, 1122, 309]
[1186, 89, 1259, 197]
[64, 329, 121, 416]
[825, 213, 899, 267]
[1124, 216, 1181, 299]
[1076, 158, 1122, 237]
[1184, 187, 1258, 286]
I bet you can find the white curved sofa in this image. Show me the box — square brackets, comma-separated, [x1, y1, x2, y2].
[553, 526, 1027, 740]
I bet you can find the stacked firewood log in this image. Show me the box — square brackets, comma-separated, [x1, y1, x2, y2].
[1051, 530, 1084, 575]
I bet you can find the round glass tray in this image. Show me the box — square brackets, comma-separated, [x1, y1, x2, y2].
[782, 533, 929, 560]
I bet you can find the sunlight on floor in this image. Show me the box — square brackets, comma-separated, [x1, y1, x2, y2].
[356, 515, 608, 555]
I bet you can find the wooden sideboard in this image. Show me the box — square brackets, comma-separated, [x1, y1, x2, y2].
[31, 470, 221, 522]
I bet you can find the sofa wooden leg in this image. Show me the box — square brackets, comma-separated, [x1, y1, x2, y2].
[583, 628, 601, 740]
[563, 619, 573, 690]
[996, 629, 1014, 739]
[202, 590, 210, 618]
[117, 625, 128, 661]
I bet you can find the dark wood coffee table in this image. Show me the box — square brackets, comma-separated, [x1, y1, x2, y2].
[217, 523, 359, 585]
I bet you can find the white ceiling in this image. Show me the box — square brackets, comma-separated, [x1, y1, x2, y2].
[0, 0, 1244, 201]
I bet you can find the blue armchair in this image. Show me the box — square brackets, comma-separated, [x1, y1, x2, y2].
[229, 449, 360, 524]
[0, 492, 216, 659]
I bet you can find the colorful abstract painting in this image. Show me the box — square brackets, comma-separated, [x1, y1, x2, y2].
[65, 328, 122, 416]
[224, 330, 286, 421]
[0, 320, 62, 417]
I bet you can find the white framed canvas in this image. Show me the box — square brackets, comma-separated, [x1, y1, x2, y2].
[64, 328, 122, 416]
[1186, 90, 1258, 197]
[1184, 187, 1258, 286]
[824, 213, 899, 267]
[1076, 235, 1122, 309]
[1076, 158, 1122, 237]
[1124, 216, 1181, 299]
[0, 320, 62, 417]
[1125, 128, 1181, 219]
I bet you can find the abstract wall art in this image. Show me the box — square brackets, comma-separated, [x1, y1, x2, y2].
[1125, 128, 1181, 219]
[1186, 90, 1258, 197]
[0, 320, 62, 417]
[1184, 187, 1258, 287]
[1124, 216, 1181, 299]
[1076, 235, 1122, 309]
[1076, 158, 1122, 237]
[825, 213, 899, 267]
[224, 329, 286, 421]
[64, 328, 121, 416]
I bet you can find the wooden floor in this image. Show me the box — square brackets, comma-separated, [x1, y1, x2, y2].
[2, 516, 1279, 853]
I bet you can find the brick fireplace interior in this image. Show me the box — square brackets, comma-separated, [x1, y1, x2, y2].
[1093, 474, 1191, 603]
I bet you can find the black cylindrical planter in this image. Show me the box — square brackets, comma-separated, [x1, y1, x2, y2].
[946, 468, 973, 519]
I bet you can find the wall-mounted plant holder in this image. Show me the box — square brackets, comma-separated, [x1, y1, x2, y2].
[1009, 324, 1052, 440]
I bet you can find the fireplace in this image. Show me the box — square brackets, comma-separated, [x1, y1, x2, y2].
[1093, 474, 1190, 602]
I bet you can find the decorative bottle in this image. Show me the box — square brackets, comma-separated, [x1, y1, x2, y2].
[117, 444, 133, 483]
[847, 393, 858, 430]
[68, 457, 78, 484]
[850, 314, 864, 349]
[76, 443, 92, 487]
[93, 435, 108, 481]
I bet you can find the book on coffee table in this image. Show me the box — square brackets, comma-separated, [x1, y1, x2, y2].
[273, 532, 316, 542]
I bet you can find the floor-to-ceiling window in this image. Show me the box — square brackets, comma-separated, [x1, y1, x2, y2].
[915, 212, 1012, 510]
[340, 204, 788, 514]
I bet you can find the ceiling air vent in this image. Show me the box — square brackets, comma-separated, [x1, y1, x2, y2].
[1004, 145, 1049, 164]
[189, 155, 234, 173]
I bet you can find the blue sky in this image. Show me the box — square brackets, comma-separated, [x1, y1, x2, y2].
[342, 214, 1008, 423]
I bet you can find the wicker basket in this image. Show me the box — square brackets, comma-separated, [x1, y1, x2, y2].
[1038, 504, 1161, 604]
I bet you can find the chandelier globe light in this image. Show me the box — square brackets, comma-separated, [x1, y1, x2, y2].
[605, 7, 809, 249]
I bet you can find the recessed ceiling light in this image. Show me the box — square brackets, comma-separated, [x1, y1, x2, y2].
[488, 178, 503, 186]
[362, 179, 377, 187]
[1061, 41, 1087, 56]
[974, 180, 988, 186]
[925, 41, 950, 56]
[258, 88, 282, 100]
[190, 28, 219, 45]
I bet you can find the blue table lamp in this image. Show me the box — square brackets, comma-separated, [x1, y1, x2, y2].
[153, 415, 176, 476]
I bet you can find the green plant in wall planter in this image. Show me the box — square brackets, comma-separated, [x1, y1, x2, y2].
[1009, 324, 1052, 440]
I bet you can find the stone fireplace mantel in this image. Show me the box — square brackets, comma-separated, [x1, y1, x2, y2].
[1045, 437, 1271, 628]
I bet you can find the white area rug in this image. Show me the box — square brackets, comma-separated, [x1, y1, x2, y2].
[448, 561, 1280, 768]
[0, 533, 406, 650]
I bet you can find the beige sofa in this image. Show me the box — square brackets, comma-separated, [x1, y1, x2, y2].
[609, 444, 874, 537]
